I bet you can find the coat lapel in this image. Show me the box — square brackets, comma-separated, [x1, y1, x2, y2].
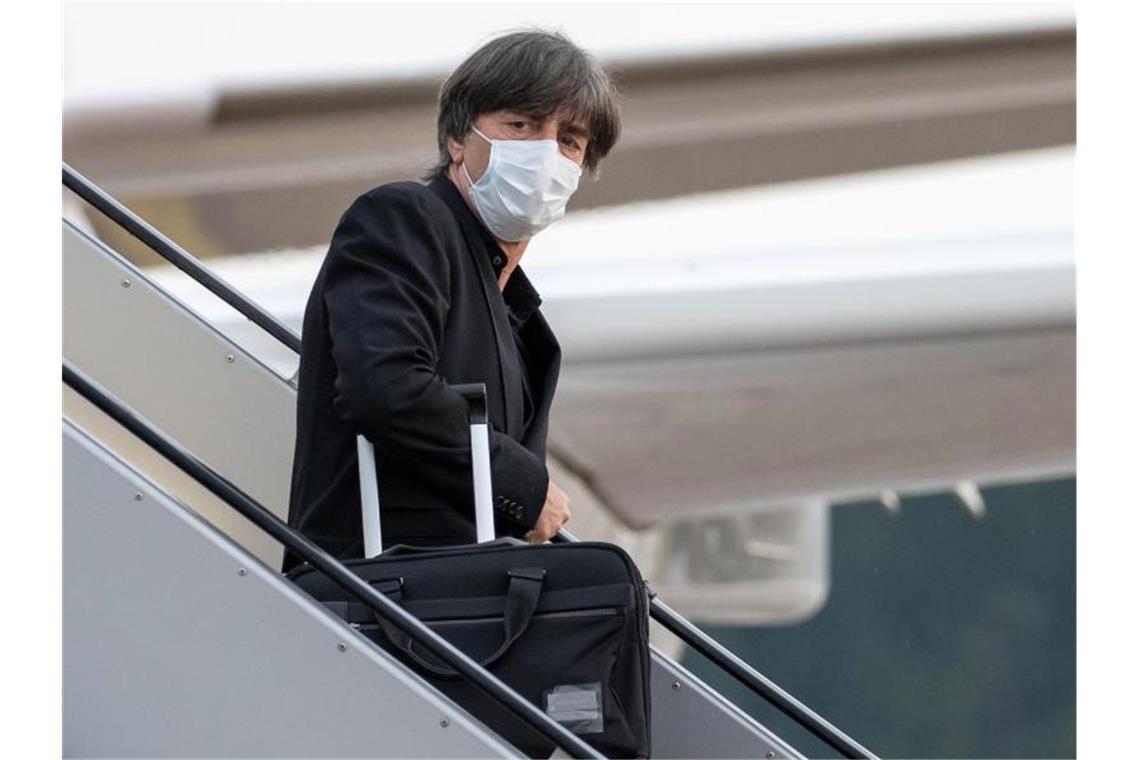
[451, 206, 525, 439]
[427, 172, 529, 439]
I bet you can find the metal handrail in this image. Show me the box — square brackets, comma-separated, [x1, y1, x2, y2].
[63, 163, 876, 758]
[63, 162, 302, 355]
[553, 531, 876, 759]
[63, 360, 601, 760]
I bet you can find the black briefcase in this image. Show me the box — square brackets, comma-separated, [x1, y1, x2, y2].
[287, 385, 652, 758]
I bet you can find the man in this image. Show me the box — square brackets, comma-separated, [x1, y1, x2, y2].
[283, 30, 621, 572]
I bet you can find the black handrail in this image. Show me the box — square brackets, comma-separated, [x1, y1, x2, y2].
[63, 162, 302, 355]
[63, 163, 876, 758]
[552, 531, 875, 759]
[63, 360, 602, 760]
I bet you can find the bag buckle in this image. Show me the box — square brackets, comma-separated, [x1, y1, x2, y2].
[508, 567, 547, 582]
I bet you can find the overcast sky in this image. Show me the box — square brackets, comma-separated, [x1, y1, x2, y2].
[64, 1, 1074, 103]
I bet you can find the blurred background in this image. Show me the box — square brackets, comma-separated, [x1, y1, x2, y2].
[63, 2, 1075, 757]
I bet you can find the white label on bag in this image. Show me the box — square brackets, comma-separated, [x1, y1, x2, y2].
[543, 682, 604, 734]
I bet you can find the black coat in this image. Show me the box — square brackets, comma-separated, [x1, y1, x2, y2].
[282, 171, 561, 573]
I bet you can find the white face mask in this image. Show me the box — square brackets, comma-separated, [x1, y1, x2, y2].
[461, 125, 583, 242]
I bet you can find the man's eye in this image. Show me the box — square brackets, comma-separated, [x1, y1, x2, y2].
[510, 121, 527, 129]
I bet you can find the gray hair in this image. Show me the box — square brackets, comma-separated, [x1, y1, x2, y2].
[422, 29, 621, 181]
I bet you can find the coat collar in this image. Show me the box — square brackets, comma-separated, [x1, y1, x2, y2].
[427, 169, 543, 324]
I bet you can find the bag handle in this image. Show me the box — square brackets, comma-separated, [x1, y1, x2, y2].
[371, 567, 546, 678]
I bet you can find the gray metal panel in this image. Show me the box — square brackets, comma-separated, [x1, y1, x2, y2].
[649, 647, 803, 759]
[63, 418, 519, 759]
[62, 219, 293, 568]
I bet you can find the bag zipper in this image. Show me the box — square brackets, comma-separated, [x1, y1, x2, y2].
[355, 606, 621, 629]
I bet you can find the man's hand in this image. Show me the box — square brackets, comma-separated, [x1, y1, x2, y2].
[524, 479, 571, 543]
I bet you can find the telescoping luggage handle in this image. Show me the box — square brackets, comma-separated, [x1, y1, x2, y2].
[357, 383, 496, 558]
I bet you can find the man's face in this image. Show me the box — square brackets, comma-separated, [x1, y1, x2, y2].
[450, 106, 590, 184]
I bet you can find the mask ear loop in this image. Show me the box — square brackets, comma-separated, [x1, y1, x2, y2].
[470, 125, 494, 144]
[462, 125, 495, 191]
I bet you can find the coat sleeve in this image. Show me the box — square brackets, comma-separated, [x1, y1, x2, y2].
[321, 186, 548, 531]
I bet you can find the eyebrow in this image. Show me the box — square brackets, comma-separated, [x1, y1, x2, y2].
[507, 110, 590, 140]
[561, 123, 590, 139]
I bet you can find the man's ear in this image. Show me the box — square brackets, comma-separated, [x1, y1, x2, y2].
[446, 133, 465, 165]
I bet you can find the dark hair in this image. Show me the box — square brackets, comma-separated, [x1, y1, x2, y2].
[423, 29, 621, 181]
